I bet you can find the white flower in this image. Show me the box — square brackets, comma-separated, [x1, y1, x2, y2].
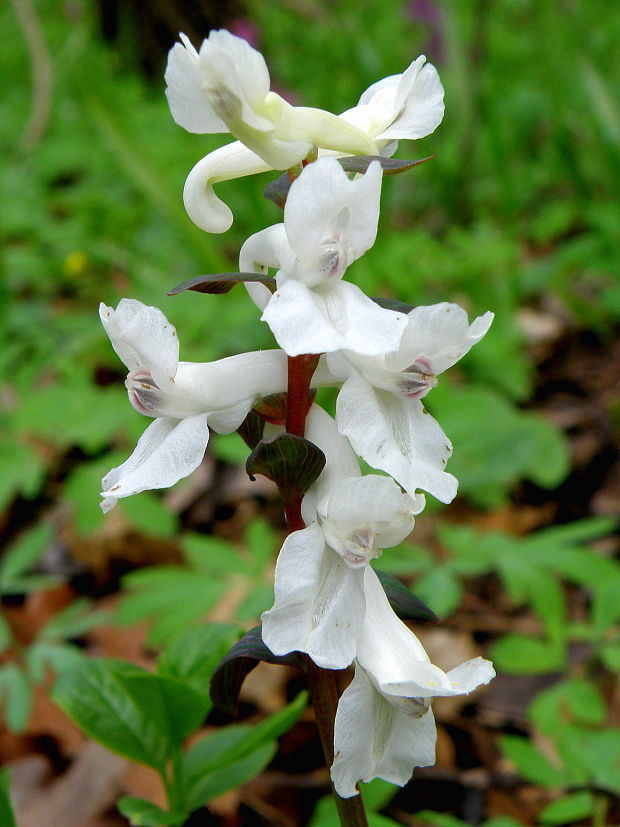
[338, 54, 445, 152]
[261, 407, 421, 669]
[239, 157, 408, 356]
[326, 303, 494, 503]
[169, 33, 444, 233]
[331, 567, 495, 797]
[99, 299, 287, 511]
[165, 31, 377, 171]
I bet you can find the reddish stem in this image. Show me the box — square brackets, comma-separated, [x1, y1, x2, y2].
[281, 352, 369, 827]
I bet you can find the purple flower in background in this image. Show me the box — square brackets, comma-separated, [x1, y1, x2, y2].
[409, 0, 444, 63]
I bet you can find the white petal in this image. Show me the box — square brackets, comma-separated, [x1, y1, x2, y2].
[302, 405, 360, 523]
[262, 280, 406, 357]
[183, 142, 272, 234]
[385, 304, 494, 375]
[359, 569, 495, 700]
[358, 568, 453, 696]
[174, 349, 288, 410]
[164, 34, 229, 134]
[199, 30, 272, 129]
[239, 224, 291, 311]
[100, 413, 210, 507]
[325, 476, 417, 546]
[331, 665, 437, 798]
[446, 657, 496, 694]
[261, 524, 365, 669]
[379, 59, 445, 141]
[336, 373, 457, 503]
[284, 158, 382, 267]
[99, 299, 179, 388]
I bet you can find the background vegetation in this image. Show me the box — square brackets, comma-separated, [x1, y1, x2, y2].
[1, 0, 619, 824]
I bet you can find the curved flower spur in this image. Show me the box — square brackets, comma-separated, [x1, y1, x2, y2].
[165, 30, 444, 233]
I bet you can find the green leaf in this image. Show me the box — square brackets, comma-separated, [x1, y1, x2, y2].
[117, 796, 185, 827]
[0, 664, 32, 733]
[246, 433, 326, 497]
[600, 639, 620, 671]
[375, 569, 438, 622]
[414, 813, 468, 827]
[0, 769, 17, 827]
[158, 624, 240, 699]
[53, 660, 170, 770]
[26, 641, 85, 683]
[210, 625, 305, 716]
[0, 615, 13, 655]
[491, 635, 565, 674]
[115, 671, 210, 749]
[538, 791, 595, 824]
[181, 534, 244, 575]
[167, 272, 276, 296]
[120, 494, 178, 538]
[413, 567, 463, 619]
[500, 735, 565, 786]
[38, 597, 110, 641]
[184, 691, 306, 781]
[360, 778, 399, 810]
[0, 523, 53, 593]
[592, 571, 620, 634]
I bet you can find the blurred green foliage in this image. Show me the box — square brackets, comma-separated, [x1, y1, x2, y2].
[2, 0, 620, 823]
[4, 0, 618, 530]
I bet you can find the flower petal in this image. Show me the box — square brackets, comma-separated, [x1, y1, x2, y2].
[164, 33, 230, 134]
[331, 664, 437, 797]
[262, 281, 407, 357]
[183, 142, 272, 234]
[380, 58, 445, 141]
[261, 524, 365, 669]
[284, 158, 382, 266]
[100, 413, 211, 508]
[336, 372, 457, 502]
[239, 224, 291, 310]
[385, 303, 494, 375]
[324, 476, 417, 545]
[99, 299, 179, 388]
[173, 350, 288, 410]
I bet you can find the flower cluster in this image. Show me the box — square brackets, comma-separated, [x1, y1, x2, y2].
[100, 30, 495, 799]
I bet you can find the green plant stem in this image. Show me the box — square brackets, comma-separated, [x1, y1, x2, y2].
[592, 792, 608, 827]
[283, 353, 369, 827]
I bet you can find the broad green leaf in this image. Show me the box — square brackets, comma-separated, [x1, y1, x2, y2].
[115, 672, 209, 749]
[0, 769, 17, 827]
[235, 584, 274, 621]
[53, 660, 169, 770]
[538, 791, 595, 824]
[120, 494, 178, 538]
[26, 641, 85, 683]
[158, 624, 240, 698]
[38, 597, 110, 641]
[360, 778, 399, 810]
[500, 735, 564, 786]
[0, 664, 32, 733]
[0, 615, 12, 654]
[181, 534, 245, 575]
[413, 567, 462, 619]
[183, 692, 306, 781]
[491, 635, 565, 674]
[592, 572, 620, 634]
[414, 813, 468, 827]
[183, 741, 276, 811]
[117, 795, 185, 827]
[600, 639, 620, 671]
[0, 523, 52, 591]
